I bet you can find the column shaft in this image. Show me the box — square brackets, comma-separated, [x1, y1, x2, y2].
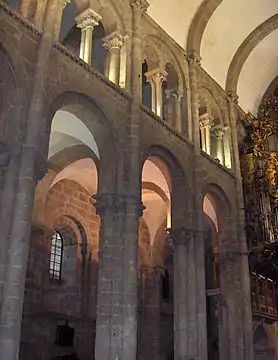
[187, 54, 208, 360]
[200, 127, 206, 152]
[174, 96, 182, 133]
[173, 236, 188, 360]
[0, 0, 60, 358]
[150, 81, 157, 113]
[109, 48, 121, 84]
[84, 26, 93, 65]
[227, 93, 254, 360]
[76, 8, 102, 66]
[79, 30, 86, 59]
[155, 74, 163, 118]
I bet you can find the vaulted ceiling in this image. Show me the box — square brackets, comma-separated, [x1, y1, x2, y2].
[148, 0, 278, 115]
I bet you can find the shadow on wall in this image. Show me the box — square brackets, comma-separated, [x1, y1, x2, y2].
[3, 0, 20, 9]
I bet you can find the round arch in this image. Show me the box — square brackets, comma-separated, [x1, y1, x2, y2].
[225, 13, 278, 95]
[198, 86, 224, 125]
[203, 183, 232, 232]
[46, 91, 121, 193]
[141, 145, 188, 229]
[144, 34, 186, 91]
[186, 0, 223, 55]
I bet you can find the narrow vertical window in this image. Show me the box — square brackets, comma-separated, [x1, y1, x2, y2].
[50, 231, 63, 280]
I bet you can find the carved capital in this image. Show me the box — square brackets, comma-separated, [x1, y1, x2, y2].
[76, 8, 102, 30]
[145, 68, 167, 85]
[61, 0, 70, 9]
[93, 193, 145, 217]
[165, 89, 183, 102]
[199, 113, 214, 128]
[212, 125, 224, 139]
[130, 0, 149, 12]
[103, 32, 124, 50]
[167, 227, 194, 247]
[186, 52, 202, 67]
[226, 91, 239, 104]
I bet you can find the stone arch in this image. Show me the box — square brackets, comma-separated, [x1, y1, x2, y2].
[203, 182, 232, 233]
[144, 35, 185, 91]
[141, 145, 188, 229]
[186, 0, 223, 55]
[198, 86, 223, 125]
[46, 91, 121, 193]
[225, 14, 278, 94]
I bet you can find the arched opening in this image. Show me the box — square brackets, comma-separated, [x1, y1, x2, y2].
[137, 155, 173, 360]
[203, 193, 220, 360]
[59, 3, 106, 74]
[198, 88, 230, 167]
[142, 60, 152, 110]
[20, 108, 102, 360]
[163, 63, 180, 130]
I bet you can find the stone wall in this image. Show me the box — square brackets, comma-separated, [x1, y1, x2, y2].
[20, 179, 100, 360]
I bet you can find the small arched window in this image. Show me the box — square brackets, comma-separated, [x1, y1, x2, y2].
[50, 231, 63, 280]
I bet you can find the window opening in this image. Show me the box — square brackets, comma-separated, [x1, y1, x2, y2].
[50, 231, 63, 280]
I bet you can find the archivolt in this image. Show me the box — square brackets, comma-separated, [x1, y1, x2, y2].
[186, 0, 223, 55]
[226, 13, 278, 94]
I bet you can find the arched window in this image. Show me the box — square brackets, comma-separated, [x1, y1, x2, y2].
[50, 231, 63, 280]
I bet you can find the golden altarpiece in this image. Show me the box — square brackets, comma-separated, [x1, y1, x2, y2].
[240, 89, 278, 322]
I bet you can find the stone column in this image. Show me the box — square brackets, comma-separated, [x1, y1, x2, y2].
[187, 53, 208, 360]
[187, 53, 201, 147]
[140, 265, 161, 360]
[164, 90, 183, 132]
[173, 90, 183, 133]
[76, 8, 102, 66]
[212, 125, 224, 165]
[199, 113, 214, 155]
[168, 227, 207, 360]
[164, 89, 175, 127]
[215, 217, 246, 360]
[223, 126, 232, 169]
[94, 194, 144, 360]
[103, 32, 124, 85]
[0, 0, 61, 358]
[53, 0, 71, 42]
[226, 92, 254, 360]
[145, 68, 167, 118]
